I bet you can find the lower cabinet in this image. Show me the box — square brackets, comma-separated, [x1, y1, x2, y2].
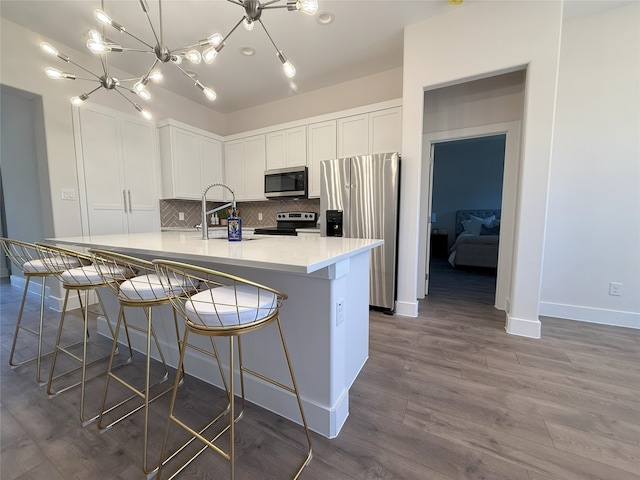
[75, 104, 160, 235]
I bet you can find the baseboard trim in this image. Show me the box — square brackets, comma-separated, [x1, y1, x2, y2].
[539, 302, 639, 329]
[505, 313, 541, 338]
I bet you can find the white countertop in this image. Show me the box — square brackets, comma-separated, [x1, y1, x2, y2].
[49, 231, 383, 275]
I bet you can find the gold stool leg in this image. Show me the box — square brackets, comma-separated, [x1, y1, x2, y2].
[46, 287, 132, 426]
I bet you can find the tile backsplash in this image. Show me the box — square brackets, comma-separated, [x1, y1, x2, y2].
[160, 198, 321, 228]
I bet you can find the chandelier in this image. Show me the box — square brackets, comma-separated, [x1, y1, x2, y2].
[202, 0, 319, 78]
[40, 39, 155, 119]
[40, 0, 318, 119]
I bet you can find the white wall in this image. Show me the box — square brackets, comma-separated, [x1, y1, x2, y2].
[225, 67, 403, 135]
[401, 1, 563, 338]
[540, 2, 640, 328]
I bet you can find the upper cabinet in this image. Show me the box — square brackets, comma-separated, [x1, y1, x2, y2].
[158, 120, 224, 201]
[337, 106, 402, 158]
[266, 126, 307, 170]
[224, 134, 266, 202]
[307, 120, 337, 198]
[74, 104, 160, 236]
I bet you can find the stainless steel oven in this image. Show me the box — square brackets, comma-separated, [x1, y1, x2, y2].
[254, 211, 317, 236]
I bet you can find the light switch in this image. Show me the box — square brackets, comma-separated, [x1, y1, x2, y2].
[61, 188, 76, 200]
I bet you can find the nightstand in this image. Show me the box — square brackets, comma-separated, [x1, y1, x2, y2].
[430, 232, 449, 258]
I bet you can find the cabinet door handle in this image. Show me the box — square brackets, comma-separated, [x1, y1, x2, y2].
[123, 189, 127, 213]
[128, 190, 132, 213]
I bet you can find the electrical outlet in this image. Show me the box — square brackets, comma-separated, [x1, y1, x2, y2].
[609, 282, 622, 296]
[258, 213, 263, 221]
[178, 212, 185, 221]
[336, 299, 344, 326]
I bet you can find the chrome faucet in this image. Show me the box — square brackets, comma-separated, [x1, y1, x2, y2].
[201, 183, 236, 240]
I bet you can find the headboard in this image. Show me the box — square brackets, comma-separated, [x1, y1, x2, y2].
[455, 209, 501, 235]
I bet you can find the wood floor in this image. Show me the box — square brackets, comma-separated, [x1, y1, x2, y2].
[1, 265, 639, 480]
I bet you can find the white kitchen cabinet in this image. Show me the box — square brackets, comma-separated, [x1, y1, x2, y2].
[265, 126, 307, 170]
[75, 104, 160, 236]
[224, 134, 266, 201]
[307, 120, 337, 198]
[158, 120, 224, 200]
[337, 107, 402, 158]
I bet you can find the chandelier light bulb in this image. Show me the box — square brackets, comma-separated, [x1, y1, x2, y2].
[297, 0, 318, 15]
[138, 88, 151, 100]
[207, 33, 224, 46]
[202, 46, 219, 64]
[94, 9, 112, 25]
[45, 67, 64, 79]
[243, 18, 255, 31]
[70, 94, 89, 106]
[87, 39, 109, 54]
[185, 50, 202, 64]
[40, 42, 58, 56]
[88, 29, 103, 42]
[148, 71, 163, 81]
[282, 60, 296, 78]
[170, 54, 183, 65]
[93, 9, 125, 32]
[135, 104, 152, 120]
[203, 87, 217, 101]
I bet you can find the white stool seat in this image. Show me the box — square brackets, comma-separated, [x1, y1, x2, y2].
[24, 256, 81, 273]
[119, 273, 193, 301]
[61, 264, 128, 285]
[185, 284, 277, 327]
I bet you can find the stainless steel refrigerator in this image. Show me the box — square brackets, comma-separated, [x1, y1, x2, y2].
[320, 152, 400, 312]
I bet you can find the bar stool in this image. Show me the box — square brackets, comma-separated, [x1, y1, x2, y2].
[89, 249, 190, 477]
[153, 259, 312, 480]
[35, 242, 133, 426]
[0, 237, 80, 384]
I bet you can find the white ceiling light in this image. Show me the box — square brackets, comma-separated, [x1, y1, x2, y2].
[201, 0, 318, 79]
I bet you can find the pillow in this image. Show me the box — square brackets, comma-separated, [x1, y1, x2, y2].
[481, 219, 501, 235]
[463, 215, 495, 235]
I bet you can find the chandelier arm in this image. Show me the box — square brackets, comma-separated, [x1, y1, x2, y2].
[113, 87, 144, 111]
[257, 18, 283, 54]
[261, 0, 287, 9]
[226, 0, 245, 7]
[171, 61, 201, 82]
[118, 29, 155, 50]
[78, 84, 105, 99]
[219, 17, 247, 46]
[143, 58, 161, 79]
[66, 59, 103, 80]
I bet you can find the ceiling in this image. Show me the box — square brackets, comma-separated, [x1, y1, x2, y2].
[0, 0, 457, 114]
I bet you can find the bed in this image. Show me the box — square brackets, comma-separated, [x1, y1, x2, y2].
[448, 209, 501, 269]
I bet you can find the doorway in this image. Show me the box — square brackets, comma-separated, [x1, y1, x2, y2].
[427, 135, 506, 303]
[0, 85, 51, 283]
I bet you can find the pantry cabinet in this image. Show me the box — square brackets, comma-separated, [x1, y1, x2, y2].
[265, 126, 307, 170]
[74, 104, 160, 235]
[158, 120, 224, 200]
[224, 134, 266, 201]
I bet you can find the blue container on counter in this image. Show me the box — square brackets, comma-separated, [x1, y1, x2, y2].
[227, 216, 242, 241]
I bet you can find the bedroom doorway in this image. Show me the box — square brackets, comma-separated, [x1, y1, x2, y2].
[427, 135, 505, 303]
[418, 120, 522, 310]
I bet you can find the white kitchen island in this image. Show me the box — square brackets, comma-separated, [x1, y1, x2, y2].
[48, 231, 383, 438]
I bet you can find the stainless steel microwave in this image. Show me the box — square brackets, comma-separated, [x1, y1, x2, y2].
[264, 167, 308, 199]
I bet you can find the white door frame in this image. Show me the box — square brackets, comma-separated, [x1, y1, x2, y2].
[417, 121, 522, 312]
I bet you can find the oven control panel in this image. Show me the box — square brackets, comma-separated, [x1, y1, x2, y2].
[276, 212, 317, 222]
